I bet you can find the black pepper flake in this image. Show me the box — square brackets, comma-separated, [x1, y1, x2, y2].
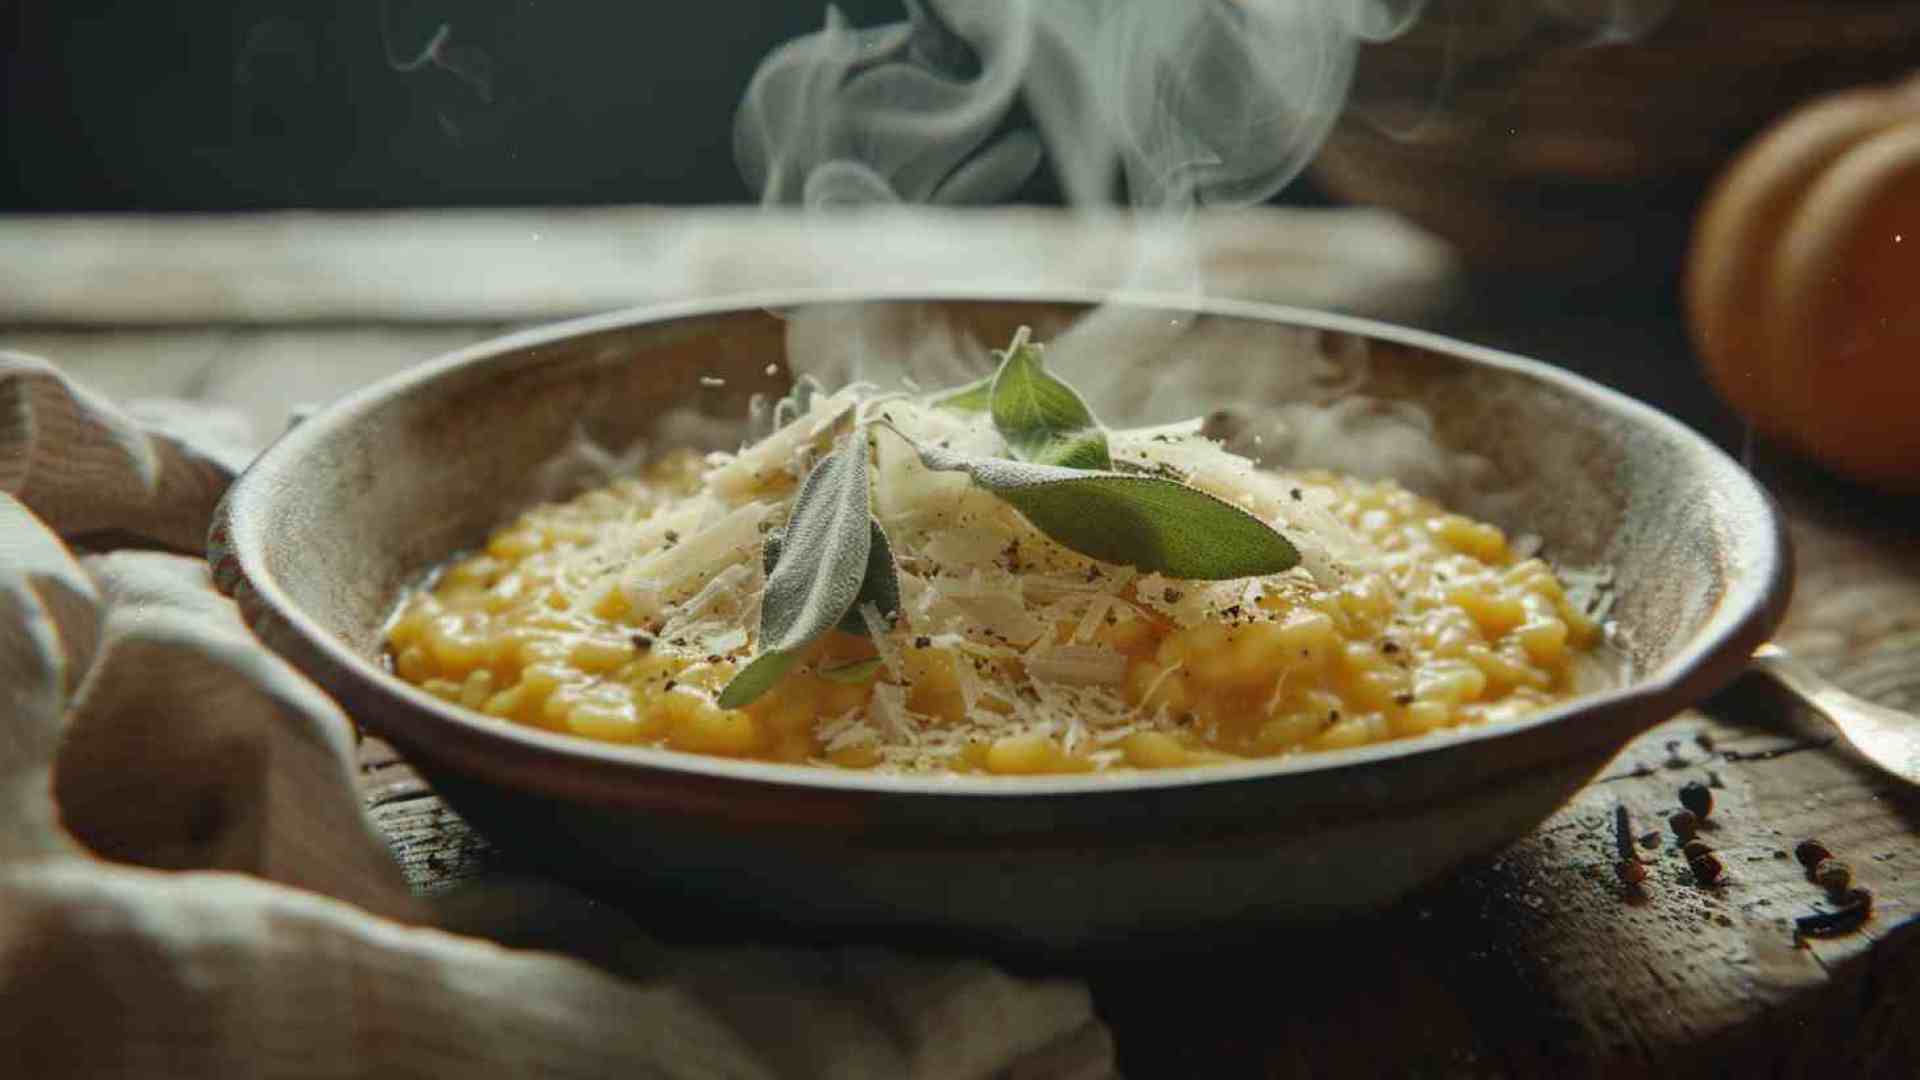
[1795, 840, 1834, 871]
[1290, 488, 1303, 501]
[1613, 803, 1640, 865]
[1679, 780, 1713, 819]
[1669, 809, 1699, 840]
[663, 680, 677, 691]
[914, 636, 932, 649]
[705, 654, 722, 665]
[663, 530, 680, 547]
[1163, 587, 1184, 604]
[1393, 693, 1414, 706]
[1380, 640, 1401, 654]
[1689, 851, 1725, 886]
[630, 633, 654, 650]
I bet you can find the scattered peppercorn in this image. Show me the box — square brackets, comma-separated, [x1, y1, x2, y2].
[1679, 780, 1713, 819]
[1794, 840, 1834, 871]
[630, 633, 654, 650]
[1638, 831, 1661, 850]
[1669, 809, 1699, 840]
[1682, 839, 1713, 861]
[914, 636, 932, 649]
[1695, 731, 1716, 752]
[1689, 851, 1725, 885]
[1813, 859, 1853, 894]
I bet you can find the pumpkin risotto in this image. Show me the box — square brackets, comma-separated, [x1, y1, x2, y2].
[386, 353, 1603, 775]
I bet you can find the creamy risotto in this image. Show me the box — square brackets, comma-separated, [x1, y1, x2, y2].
[387, 365, 1602, 775]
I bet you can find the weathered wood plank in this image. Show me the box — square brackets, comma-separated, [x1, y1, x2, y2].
[348, 451, 1920, 1077]
[13, 204, 1913, 1074]
[0, 207, 1461, 326]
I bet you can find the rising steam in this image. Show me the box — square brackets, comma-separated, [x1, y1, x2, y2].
[737, 1, 1434, 212]
[735, 0, 1677, 212]
[728, 0, 1674, 494]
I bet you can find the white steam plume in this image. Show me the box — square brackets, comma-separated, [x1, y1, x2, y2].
[729, 0, 1675, 491]
[737, 1, 1432, 213]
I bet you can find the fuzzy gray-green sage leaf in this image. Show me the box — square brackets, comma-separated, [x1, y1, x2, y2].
[929, 375, 993, 413]
[908, 441, 1300, 581]
[762, 516, 900, 637]
[989, 327, 1111, 470]
[718, 436, 874, 709]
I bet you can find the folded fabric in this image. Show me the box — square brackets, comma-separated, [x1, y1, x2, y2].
[0, 352, 1113, 1079]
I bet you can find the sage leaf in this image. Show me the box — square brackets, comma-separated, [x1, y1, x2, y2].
[989, 328, 1111, 470]
[762, 515, 899, 637]
[911, 443, 1299, 580]
[929, 375, 992, 413]
[717, 650, 801, 710]
[719, 436, 872, 708]
[818, 657, 885, 684]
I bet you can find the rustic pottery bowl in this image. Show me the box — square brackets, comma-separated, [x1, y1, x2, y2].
[211, 292, 1789, 947]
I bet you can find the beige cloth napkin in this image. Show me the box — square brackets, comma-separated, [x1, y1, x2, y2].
[0, 350, 1114, 1079]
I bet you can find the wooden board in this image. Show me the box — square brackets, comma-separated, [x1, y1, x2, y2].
[9, 207, 1918, 1076]
[345, 454, 1920, 1077]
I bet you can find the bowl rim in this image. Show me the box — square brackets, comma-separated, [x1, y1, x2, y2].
[218, 286, 1792, 799]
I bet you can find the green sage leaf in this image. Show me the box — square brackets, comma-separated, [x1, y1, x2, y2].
[719, 436, 872, 709]
[762, 515, 899, 637]
[989, 328, 1111, 470]
[911, 443, 1299, 580]
[717, 650, 802, 710]
[929, 375, 993, 413]
[818, 657, 885, 684]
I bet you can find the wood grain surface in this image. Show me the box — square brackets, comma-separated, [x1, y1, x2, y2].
[8, 208, 1916, 1077]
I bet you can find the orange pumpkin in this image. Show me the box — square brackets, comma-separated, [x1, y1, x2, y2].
[1687, 75, 1920, 492]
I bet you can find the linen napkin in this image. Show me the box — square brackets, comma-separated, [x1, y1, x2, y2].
[0, 350, 1114, 1079]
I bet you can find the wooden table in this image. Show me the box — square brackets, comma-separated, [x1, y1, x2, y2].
[9, 208, 1917, 1077]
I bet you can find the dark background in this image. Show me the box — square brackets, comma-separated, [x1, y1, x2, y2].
[4, 1, 812, 209]
[1, 1, 1340, 212]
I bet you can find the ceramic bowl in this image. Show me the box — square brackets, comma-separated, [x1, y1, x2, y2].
[211, 292, 1790, 946]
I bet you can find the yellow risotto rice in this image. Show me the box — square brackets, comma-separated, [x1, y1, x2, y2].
[386, 387, 1602, 774]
